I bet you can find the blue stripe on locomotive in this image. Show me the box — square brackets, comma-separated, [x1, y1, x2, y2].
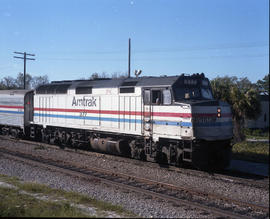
[0, 110, 232, 128]
[0, 110, 24, 114]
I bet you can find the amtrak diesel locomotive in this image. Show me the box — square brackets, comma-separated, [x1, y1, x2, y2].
[0, 73, 233, 170]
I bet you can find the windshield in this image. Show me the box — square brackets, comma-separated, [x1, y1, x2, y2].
[174, 87, 200, 100]
[173, 87, 213, 100]
[201, 88, 213, 99]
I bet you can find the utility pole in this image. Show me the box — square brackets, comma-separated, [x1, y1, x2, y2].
[13, 51, 35, 89]
[128, 38, 131, 78]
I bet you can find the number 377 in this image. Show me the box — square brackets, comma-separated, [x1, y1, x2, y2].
[79, 112, 87, 117]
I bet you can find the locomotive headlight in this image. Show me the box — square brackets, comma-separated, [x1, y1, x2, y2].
[217, 108, 221, 117]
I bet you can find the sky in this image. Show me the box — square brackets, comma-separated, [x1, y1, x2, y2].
[0, 0, 269, 83]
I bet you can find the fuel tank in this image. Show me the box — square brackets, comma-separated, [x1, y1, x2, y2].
[90, 137, 131, 156]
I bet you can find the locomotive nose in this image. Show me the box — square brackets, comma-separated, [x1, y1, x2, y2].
[191, 101, 233, 141]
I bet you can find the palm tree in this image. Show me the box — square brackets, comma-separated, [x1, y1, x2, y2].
[211, 76, 261, 142]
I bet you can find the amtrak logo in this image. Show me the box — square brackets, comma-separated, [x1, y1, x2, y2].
[72, 96, 96, 107]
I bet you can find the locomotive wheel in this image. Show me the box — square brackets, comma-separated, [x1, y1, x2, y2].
[175, 147, 184, 167]
[66, 133, 72, 146]
[11, 129, 19, 139]
[41, 129, 47, 143]
[155, 147, 168, 164]
[130, 146, 139, 159]
[139, 149, 146, 161]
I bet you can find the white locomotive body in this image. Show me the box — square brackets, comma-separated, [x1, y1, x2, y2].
[0, 73, 233, 170]
[33, 87, 194, 141]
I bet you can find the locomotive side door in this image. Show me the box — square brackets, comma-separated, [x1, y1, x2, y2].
[24, 90, 34, 126]
[142, 89, 153, 137]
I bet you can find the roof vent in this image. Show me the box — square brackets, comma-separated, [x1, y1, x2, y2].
[121, 81, 138, 86]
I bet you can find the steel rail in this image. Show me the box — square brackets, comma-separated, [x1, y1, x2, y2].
[4, 136, 268, 190]
[0, 147, 267, 219]
[0, 136, 268, 211]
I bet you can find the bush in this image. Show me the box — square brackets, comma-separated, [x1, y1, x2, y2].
[232, 141, 269, 163]
[253, 129, 263, 136]
[243, 128, 253, 136]
[243, 128, 269, 137]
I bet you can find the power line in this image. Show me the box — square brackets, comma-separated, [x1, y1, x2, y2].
[38, 42, 268, 55]
[39, 53, 268, 62]
[13, 51, 35, 89]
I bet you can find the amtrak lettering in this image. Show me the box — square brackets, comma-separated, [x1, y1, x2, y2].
[72, 96, 96, 107]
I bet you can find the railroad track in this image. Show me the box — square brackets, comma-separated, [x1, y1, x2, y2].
[0, 146, 268, 219]
[1, 135, 268, 191]
[169, 164, 269, 190]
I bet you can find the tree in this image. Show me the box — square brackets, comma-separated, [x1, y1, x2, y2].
[237, 77, 258, 91]
[211, 76, 261, 142]
[87, 72, 128, 80]
[257, 74, 269, 95]
[111, 72, 128, 78]
[89, 72, 99, 80]
[0, 76, 17, 89]
[31, 75, 49, 88]
[88, 72, 109, 80]
[0, 73, 49, 90]
[15, 72, 32, 89]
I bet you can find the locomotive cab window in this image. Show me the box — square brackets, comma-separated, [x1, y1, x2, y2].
[144, 89, 171, 105]
[152, 90, 162, 105]
[144, 90, 151, 105]
[163, 89, 172, 105]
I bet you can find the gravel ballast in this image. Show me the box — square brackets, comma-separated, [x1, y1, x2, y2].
[0, 155, 209, 218]
[0, 138, 269, 218]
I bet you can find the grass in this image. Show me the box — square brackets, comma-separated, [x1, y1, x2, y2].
[0, 174, 20, 186]
[34, 145, 46, 150]
[19, 183, 128, 215]
[243, 128, 269, 140]
[232, 141, 269, 163]
[0, 187, 87, 217]
[27, 186, 125, 214]
[0, 174, 136, 218]
[245, 135, 269, 140]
